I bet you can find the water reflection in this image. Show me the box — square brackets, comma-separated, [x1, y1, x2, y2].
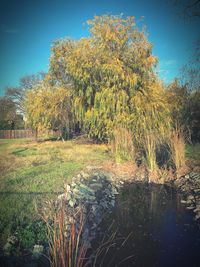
[94, 182, 200, 267]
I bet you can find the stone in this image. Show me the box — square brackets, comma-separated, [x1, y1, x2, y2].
[195, 213, 200, 220]
[181, 199, 187, 204]
[185, 174, 190, 179]
[187, 195, 194, 200]
[80, 171, 90, 179]
[90, 182, 103, 190]
[190, 172, 200, 180]
[32, 245, 44, 259]
[186, 205, 195, 210]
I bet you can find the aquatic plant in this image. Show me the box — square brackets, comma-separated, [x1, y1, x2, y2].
[169, 128, 186, 171]
[42, 202, 88, 267]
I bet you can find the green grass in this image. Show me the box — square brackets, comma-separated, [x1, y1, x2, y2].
[185, 143, 200, 161]
[0, 137, 110, 246]
[0, 192, 51, 245]
[0, 138, 110, 193]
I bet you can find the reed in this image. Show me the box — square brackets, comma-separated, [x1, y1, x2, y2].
[42, 201, 88, 267]
[143, 132, 157, 172]
[169, 129, 186, 171]
[110, 126, 135, 163]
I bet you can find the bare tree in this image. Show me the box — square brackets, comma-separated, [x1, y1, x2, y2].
[174, 0, 200, 19]
[5, 71, 46, 114]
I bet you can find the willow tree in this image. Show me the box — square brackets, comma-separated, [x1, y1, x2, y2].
[50, 15, 157, 139]
[49, 15, 170, 169]
[25, 81, 73, 140]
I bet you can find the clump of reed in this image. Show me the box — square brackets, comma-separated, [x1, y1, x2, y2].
[169, 128, 186, 171]
[41, 201, 88, 267]
[110, 126, 135, 163]
[142, 132, 157, 172]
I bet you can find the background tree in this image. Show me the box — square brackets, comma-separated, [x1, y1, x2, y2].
[5, 71, 46, 115]
[166, 79, 189, 127]
[0, 97, 24, 130]
[174, 0, 200, 18]
[188, 90, 200, 141]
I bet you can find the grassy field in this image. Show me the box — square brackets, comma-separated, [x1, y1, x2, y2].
[0, 138, 199, 247]
[0, 138, 199, 194]
[0, 137, 111, 245]
[0, 137, 110, 193]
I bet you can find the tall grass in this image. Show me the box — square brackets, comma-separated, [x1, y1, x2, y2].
[130, 83, 171, 173]
[110, 126, 135, 162]
[143, 132, 157, 172]
[42, 201, 88, 267]
[169, 129, 186, 171]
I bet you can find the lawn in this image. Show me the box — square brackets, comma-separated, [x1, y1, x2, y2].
[0, 138, 199, 247]
[0, 139, 199, 194]
[0, 137, 111, 245]
[0, 137, 110, 193]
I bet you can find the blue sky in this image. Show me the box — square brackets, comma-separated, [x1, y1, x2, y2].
[0, 0, 199, 95]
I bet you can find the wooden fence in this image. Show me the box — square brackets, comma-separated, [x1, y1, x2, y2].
[0, 129, 61, 139]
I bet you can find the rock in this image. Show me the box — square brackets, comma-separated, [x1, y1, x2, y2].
[187, 195, 194, 200]
[190, 172, 200, 180]
[80, 171, 90, 179]
[194, 206, 200, 212]
[185, 174, 190, 179]
[195, 213, 200, 220]
[77, 173, 82, 179]
[181, 199, 187, 204]
[194, 189, 200, 193]
[186, 205, 195, 210]
[90, 182, 103, 190]
[32, 245, 44, 259]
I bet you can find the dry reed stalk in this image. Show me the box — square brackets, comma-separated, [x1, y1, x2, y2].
[169, 129, 186, 171]
[143, 133, 157, 172]
[111, 126, 135, 162]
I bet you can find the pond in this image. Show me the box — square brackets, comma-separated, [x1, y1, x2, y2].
[0, 181, 200, 267]
[92, 182, 200, 267]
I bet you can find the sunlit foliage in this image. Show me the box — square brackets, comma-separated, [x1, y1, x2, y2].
[50, 15, 158, 141]
[25, 81, 73, 139]
[23, 15, 176, 170]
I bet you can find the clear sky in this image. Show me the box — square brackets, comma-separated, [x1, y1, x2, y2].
[0, 0, 199, 95]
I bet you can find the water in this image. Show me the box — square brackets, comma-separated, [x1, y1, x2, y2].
[1, 183, 200, 267]
[93, 182, 200, 267]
